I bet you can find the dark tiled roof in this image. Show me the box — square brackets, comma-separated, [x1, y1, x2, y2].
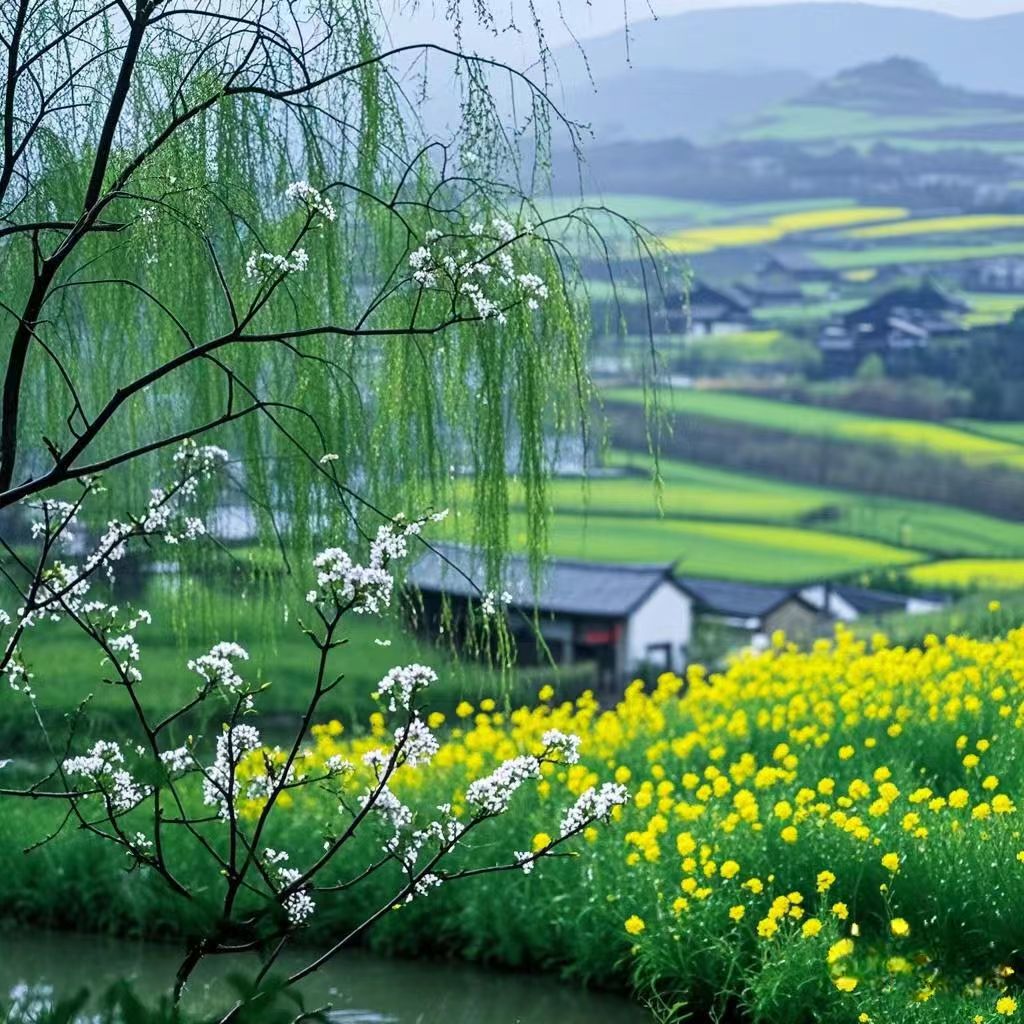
[832, 585, 913, 615]
[765, 251, 828, 275]
[678, 576, 799, 619]
[666, 281, 753, 316]
[407, 543, 679, 618]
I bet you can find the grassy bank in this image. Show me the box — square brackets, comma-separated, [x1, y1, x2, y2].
[5, 623, 1024, 1022]
[3, 575, 543, 755]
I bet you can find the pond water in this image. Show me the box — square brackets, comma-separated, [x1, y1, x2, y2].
[2, 931, 650, 1023]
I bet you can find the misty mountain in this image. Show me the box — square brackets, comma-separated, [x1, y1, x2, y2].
[803, 56, 1024, 113]
[562, 67, 813, 144]
[553, 4, 1024, 96]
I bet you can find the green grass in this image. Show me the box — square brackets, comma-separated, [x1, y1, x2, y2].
[9, 576, 519, 755]
[752, 298, 862, 325]
[602, 389, 1024, 466]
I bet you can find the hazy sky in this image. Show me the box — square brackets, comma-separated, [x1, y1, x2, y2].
[384, 0, 1024, 58]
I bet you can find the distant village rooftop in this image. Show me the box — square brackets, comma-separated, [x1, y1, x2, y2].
[407, 543, 679, 619]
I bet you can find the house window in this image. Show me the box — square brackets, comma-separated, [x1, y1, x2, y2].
[644, 643, 672, 671]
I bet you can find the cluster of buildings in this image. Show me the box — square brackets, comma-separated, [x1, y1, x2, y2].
[407, 544, 943, 692]
[639, 247, 1024, 381]
[816, 279, 970, 376]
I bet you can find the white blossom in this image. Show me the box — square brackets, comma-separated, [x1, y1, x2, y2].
[62, 740, 147, 812]
[285, 180, 336, 222]
[245, 249, 309, 279]
[376, 663, 436, 711]
[202, 725, 262, 818]
[395, 717, 439, 767]
[405, 218, 549, 323]
[542, 728, 581, 765]
[560, 783, 630, 838]
[188, 641, 250, 693]
[466, 755, 541, 815]
[514, 850, 535, 874]
[480, 589, 513, 617]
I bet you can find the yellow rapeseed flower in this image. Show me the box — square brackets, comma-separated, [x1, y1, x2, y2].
[827, 938, 854, 964]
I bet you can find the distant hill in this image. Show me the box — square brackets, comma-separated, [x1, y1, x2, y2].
[554, 4, 1024, 96]
[562, 67, 813, 144]
[802, 57, 1024, 114]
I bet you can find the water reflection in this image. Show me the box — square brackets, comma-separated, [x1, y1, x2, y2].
[2, 931, 649, 1023]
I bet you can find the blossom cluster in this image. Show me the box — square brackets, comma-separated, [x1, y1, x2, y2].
[376, 663, 437, 711]
[245, 249, 309, 279]
[560, 782, 629, 837]
[62, 740, 147, 813]
[466, 755, 542, 815]
[305, 512, 447, 615]
[187, 641, 250, 694]
[202, 725, 263, 819]
[285, 180, 336, 222]
[407, 218, 549, 325]
[264, 849, 316, 925]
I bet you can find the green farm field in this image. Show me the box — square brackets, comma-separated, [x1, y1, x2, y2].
[811, 241, 1024, 270]
[535, 194, 859, 232]
[736, 102, 1024, 146]
[508, 510, 923, 583]
[603, 388, 1024, 466]
[582, 454, 1024, 555]
[955, 419, 1024, 444]
[907, 558, 1024, 590]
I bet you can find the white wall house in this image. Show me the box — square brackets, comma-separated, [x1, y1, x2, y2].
[800, 584, 945, 622]
[624, 578, 694, 676]
[407, 544, 693, 690]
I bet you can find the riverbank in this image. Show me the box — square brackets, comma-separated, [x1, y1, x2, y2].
[2, 929, 647, 1023]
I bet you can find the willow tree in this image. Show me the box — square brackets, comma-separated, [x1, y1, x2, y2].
[0, 0, 653, 587]
[0, 2, 657, 1007]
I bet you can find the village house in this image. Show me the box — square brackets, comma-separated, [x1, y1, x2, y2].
[800, 583, 946, 621]
[818, 278, 970, 375]
[963, 257, 1024, 293]
[817, 315, 931, 376]
[758, 250, 837, 285]
[677, 576, 823, 646]
[406, 544, 694, 689]
[664, 280, 755, 336]
[406, 546, 952, 691]
[845, 279, 969, 327]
